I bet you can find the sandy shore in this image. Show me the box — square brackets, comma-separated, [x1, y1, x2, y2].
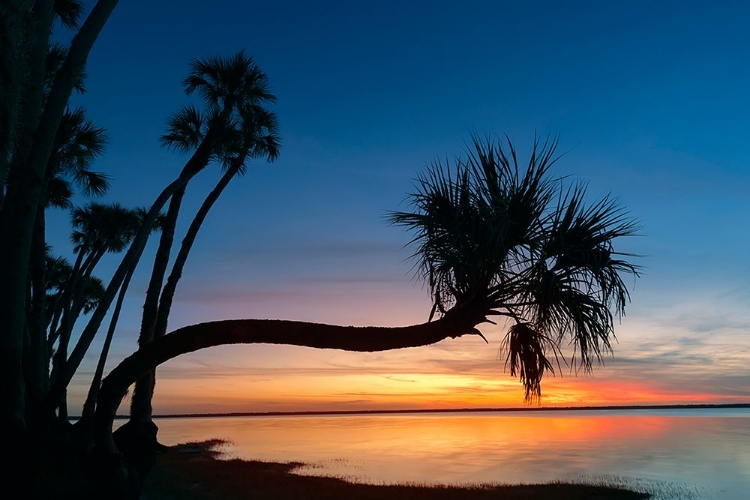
[142, 440, 650, 499]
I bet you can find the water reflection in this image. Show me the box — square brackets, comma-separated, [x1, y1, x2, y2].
[153, 409, 750, 499]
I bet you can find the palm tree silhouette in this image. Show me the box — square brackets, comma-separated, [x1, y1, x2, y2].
[26, 106, 109, 420]
[0, 1, 118, 435]
[389, 135, 639, 399]
[48, 202, 144, 421]
[76, 208, 165, 439]
[93, 135, 639, 459]
[130, 51, 280, 424]
[43, 52, 275, 410]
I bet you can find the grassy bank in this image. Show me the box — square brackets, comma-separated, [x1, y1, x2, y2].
[142, 440, 651, 500]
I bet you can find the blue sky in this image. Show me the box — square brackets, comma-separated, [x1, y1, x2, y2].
[53, 0, 750, 413]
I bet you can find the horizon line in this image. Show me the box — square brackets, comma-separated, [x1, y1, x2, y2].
[99, 402, 750, 420]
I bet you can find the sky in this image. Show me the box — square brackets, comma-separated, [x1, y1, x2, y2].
[51, 0, 750, 415]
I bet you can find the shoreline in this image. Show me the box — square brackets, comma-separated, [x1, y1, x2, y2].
[142, 440, 651, 499]
[115, 402, 750, 420]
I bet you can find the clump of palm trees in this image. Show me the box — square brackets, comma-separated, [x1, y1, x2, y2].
[90, 135, 640, 468]
[0, 2, 640, 497]
[128, 51, 280, 427]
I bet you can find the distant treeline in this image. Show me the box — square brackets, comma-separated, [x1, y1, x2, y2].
[98, 402, 750, 420]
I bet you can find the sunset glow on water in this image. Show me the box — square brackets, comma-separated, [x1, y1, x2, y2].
[151, 408, 750, 499]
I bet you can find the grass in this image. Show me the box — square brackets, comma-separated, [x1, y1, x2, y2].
[141, 440, 651, 500]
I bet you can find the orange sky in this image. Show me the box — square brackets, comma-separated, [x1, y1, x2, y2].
[68, 299, 749, 415]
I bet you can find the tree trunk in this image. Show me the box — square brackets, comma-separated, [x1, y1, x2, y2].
[0, 0, 37, 206]
[76, 266, 136, 449]
[45, 141, 214, 413]
[0, 0, 55, 435]
[49, 244, 103, 402]
[130, 187, 186, 423]
[0, 0, 119, 433]
[47, 244, 87, 351]
[155, 165, 241, 340]
[134, 164, 241, 423]
[26, 200, 50, 424]
[94, 302, 490, 452]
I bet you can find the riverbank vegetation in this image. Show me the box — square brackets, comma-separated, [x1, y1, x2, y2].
[142, 440, 651, 500]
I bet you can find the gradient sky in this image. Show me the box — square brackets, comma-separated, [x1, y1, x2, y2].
[52, 0, 750, 414]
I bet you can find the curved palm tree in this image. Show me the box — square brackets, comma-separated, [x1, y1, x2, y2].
[130, 52, 279, 424]
[93, 135, 639, 464]
[154, 106, 280, 341]
[389, 135, 639, 399]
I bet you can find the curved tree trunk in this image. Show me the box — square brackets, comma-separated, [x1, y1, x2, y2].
[129, 187, 186, 423]
[94, 302, 490, 453]
[134, 163, 242, 424]
[44, 140, 214, 413]
[76, 265, 136, 448]
[47, 246, 88, 349]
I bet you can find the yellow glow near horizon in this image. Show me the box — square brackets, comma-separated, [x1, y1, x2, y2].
[110, 367, 749, 416]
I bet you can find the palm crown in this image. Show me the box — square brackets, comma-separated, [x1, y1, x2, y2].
[390, 135, 639, 400]
[161, 51, 280, 168]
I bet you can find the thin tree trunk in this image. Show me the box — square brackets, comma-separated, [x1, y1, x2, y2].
[46, 247, 87, 351]
[134, 164, 243, 421]
[47, 243, 103, 350]
[83, 266, 135, 419]
[77, 265, 136, 446]
[26, 200, 50, 424]
[155, 165, 241, 338]
[129, 187, 186, 422]
[49, 244, 102, 390]
[45, 142, 214, 413]
[94, 302, 491, 452]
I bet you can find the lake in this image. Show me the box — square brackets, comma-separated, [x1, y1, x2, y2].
[150, 408, 750, 500]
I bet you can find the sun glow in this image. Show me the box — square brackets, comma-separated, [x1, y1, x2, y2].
[116, 365, 749, 416]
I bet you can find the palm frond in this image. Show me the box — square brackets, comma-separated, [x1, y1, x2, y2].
[49, 107, 109, 197]
[160, 105, 206, 152]
[183, 51, 276, 113]
[502, 322, 557, 401]
[390, 134, 640, 401]
[45, 43, 86, 94]
[70, 203, 147, 254]
[45, 177, 74, 208]
[54, 0, 84, 29]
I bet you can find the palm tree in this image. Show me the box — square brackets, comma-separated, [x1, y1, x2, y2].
[129, 52, 279, 424]
[26, 106, 108, 421]
[44, 52, 272, 411]
[92, 135, 640, 475]
[76, 208, 164, 442]
[389, 135, 639, 399]
[155, 107, 280, 343]
[0, 0, 118, 435]
[49, 202, 144, 421]
[34, 106, 109, 326]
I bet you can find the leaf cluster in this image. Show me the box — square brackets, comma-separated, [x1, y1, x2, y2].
[390, 135, 640, 400]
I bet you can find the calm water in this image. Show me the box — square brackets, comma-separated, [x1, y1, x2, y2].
[150, 408, 750, 499]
